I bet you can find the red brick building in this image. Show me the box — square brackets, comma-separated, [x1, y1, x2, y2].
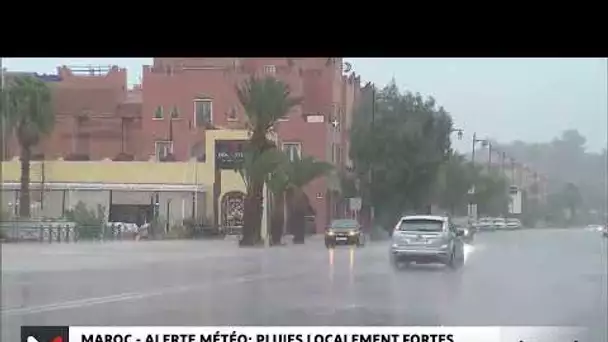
[141, 58, 362, 233]
[5, 65, 142, 161]
[5, 58, 363, 233]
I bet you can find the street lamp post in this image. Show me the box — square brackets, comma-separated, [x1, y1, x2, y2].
[1, 57, 5, 160]
[1, 58, 5, 216]
[471, 133, 488, 165]
[510, 158, 516, 184]
[369, 84, 376, 229]
[487, 142, 493, 170]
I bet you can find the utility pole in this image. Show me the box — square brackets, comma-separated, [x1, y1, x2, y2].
[369, 85, 376, 229]
[487, 142, 493, 170]
[510, 158, 516, 184]
[40, 161, 45, 211]
[471, 132, 477, 164]
[1, 58, 5, 216]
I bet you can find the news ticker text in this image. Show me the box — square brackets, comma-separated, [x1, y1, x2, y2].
[22, 326, 588, 342]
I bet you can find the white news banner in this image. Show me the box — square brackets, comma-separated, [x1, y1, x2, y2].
[69, 326, 587, 342]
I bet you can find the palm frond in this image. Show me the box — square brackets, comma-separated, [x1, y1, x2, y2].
[1, 75, 54, 145]
[287, 155, 334, 188]
[236, 76, 302, 133]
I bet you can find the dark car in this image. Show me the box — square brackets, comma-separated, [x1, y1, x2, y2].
[325, 219, 365, 248]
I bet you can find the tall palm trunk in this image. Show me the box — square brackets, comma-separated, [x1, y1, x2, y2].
[290, 189, 307, 244]
[241, 179, 263, 246]
[270, 192, 285, 245]
[240, 130, 269, 246]
[19, 144, 32, 218]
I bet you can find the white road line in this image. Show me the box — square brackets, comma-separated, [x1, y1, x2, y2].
[1, 272, 306, 317]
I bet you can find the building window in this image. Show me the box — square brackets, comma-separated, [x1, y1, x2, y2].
[263, 65, 276, 75]
[227, 105, 238, 121]
[153, 106, 164, 120]
[155, 141, 173, 161]
[171, 106, 179, 119]
[283, 142, 301, 162]
[194, 99, 213, 127]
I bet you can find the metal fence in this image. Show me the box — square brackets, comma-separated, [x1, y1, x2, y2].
[1, 221, 77, 242]
[0, 221, 143, 243]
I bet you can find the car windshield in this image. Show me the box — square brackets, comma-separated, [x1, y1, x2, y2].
[330, 219, 358, 230]
[397, 219, 444, 232]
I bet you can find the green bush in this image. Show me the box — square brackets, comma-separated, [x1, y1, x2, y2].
[64, 201, 106, 240]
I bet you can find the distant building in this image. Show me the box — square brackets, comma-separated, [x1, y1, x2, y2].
[4, 65, 142, 161]
[140, 58, 362, 233]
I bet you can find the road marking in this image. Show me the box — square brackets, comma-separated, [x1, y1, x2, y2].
[1, 271, 307, 317]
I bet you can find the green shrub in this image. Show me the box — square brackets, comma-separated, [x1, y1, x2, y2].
[64, 201, 106, 240]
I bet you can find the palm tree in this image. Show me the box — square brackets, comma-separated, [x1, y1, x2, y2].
[266, 156, 290, 245]
[285, 156, 333, 244]
[1, 75, 54, 218]
[262, 152, 333, 245]
[236, 76, 301, 246]
[236, 146, 285, 245]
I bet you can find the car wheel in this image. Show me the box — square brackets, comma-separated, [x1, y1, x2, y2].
[390, 257, 403, 270]
[447, 249, 460, 269]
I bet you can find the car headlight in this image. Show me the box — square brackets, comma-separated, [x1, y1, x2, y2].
[439, 244, 449, 249]
[327, 231, 335, 236]
[349, 231, 358, 236]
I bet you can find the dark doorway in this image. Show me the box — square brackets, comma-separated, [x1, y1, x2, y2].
[110, 204, 152, 226]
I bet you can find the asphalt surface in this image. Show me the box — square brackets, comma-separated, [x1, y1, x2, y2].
[2, 229, 607, 341]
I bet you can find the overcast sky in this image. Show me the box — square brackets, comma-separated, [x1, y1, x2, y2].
[4, 58, 607, 153]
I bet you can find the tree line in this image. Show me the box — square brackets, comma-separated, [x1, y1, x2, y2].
[348, 81, 511, 231]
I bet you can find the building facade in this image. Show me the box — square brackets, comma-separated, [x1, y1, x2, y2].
[4, 65, 142, 161]
[3, 59, 363, 234]
[141, 58, 362, 233]
[1, 129, 248, 229]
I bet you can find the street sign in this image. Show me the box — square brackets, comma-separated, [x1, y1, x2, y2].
[215, 140, 246, 169]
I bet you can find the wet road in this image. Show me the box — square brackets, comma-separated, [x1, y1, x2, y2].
[2, 229, 607, 341]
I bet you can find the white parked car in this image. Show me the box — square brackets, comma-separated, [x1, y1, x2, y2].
[506, 218, 522, 230]
[493, 217, 507, 230]
[477, 217, 494, 231]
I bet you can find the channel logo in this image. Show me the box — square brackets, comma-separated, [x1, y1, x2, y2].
[21, 326, 68, 342]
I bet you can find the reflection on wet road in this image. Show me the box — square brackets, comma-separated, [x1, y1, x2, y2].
[2, 229, 607, 341]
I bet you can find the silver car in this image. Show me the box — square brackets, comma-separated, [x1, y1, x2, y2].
[493, 217, 507, 230]
[477, 217, 494, 231]
[390, 215, 465, 270]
